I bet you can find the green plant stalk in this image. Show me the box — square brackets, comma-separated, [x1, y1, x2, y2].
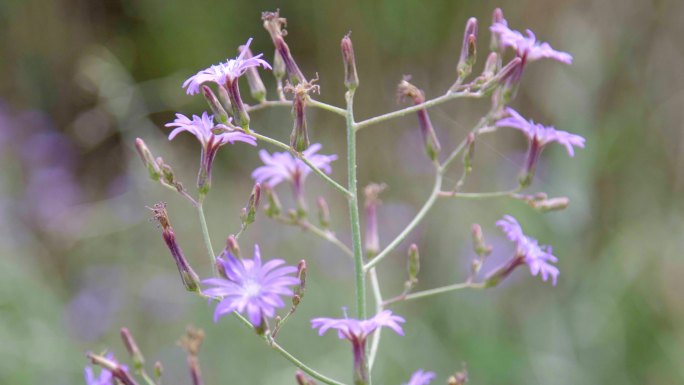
[385, 282, 485, 305]
[197, 193, 216, 272]
[367, 267, 383, 369]
[345, 89, 369, 384]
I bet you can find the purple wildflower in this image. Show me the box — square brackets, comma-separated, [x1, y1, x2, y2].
[311, 310, 405, 385]
[166, 112, 256, 192]
[496, 107, 584, 186]
[251, 143, 337, 204]
[490, 22, 572, 64]
[496, 215, 559, 285]
[182, 38, 271, 95]
[202, 245, 299, 327]
[404, 370, 436, 385]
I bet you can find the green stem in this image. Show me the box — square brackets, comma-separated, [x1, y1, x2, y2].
[385, 282, 485, 305]
[367, 267, 383, 369]
[345, 90, 366, 320]
[363, 173, 443, 272]
[252, 132, 352, 198]
[246, 99, 347, 117]
[355, 91, 482, 131]
[438, 188, 521, 199]
[197, 194, 216, 271]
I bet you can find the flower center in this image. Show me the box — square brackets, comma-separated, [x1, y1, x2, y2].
[243, 279, 262, 298]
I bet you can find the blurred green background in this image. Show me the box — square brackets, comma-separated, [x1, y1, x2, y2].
[1, 0, 683, 384]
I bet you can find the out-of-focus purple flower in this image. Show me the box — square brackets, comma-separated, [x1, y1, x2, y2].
[251, 143, 337, 201]
[490, 22, 572, 64]
[496, 107, 584, 186]
[311, 309, 405, 341]
[166, 112, 256, 192]
[496, 215, 559, 285]
[84, 353, 114, 385]
[311, 310, 405, 385]
[404, 370, 436, 385]
[182, 38, 271, 95]
[496, 108, 584, 156]
[202, 245, 299, 327]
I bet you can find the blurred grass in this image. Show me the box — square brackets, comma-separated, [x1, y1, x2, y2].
[1, 0, 684, 384]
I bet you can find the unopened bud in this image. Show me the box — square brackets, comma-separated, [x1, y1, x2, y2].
[481, 52, 499, 81]
[490, 8, 506, 54]
[120, 328, 144, 370]
[262, 10, 306, 84]
[202, 85, 229, 124]
[448, 365, 469, 385]
[225, 78, 250, 130]
[296, 259, 307, 297]
[273, 49, 286, 79]
[296, 371, 317, 385]
[150, 203, 201, 292]
[217, 84, 232, 111]
[341, 33, 359, 90]
[407, 243, 420, 284]
[154, 361, 163, 380]
[239, 45, 267, 103]
[519, 137, 541, 188]
[226, 234, 241, 257]
[156, 157, 175, 186]
[364, 183, 386, 258]
[264, 187, 282, 218]
[463, 133, 476, 175]
[529, 196, 570, 213]
[316, 197, 330, 228]
[290, 90, 310, 152]
[483, 255, 524, 288]
[135, 138, 161, 181]
[86, 352, 138, 385]
[470, 224, 492, 257]
[243, 183, 261, 225]
[457, 18, 478, 80]
[398, 78, 441, 160]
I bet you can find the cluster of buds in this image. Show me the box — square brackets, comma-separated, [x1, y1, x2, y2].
[135, 138, 185, 193]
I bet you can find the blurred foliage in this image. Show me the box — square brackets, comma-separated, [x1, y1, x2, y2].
[1, 0, 684, 384]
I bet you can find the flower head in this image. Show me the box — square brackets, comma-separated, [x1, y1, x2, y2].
[496, 215, 559, 285]
[490, 22, 572, 64]
[202, 245, 299, 326]
[166, 112, 256, 147]
[251, 143, 337, 189]
[404, 370, 436, 385]
[311, 309, 405, 342]
[183, 38, 271, 95]
[496, 107, 585, 156]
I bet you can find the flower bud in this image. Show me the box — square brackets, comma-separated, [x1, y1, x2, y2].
[86, 352, 138, 385]
[470, 224, 492, 258]
[519, 137, 541, 188]
[273, 49, 286, 100]
[120, 328, 144, 370]
[217, 84, 232, 111]
[225, 78, 250, 130]
[457, 18, 478, 80]
[481, 52, 499, 81]
[398, 78, 441, 161]
[448, 365, 469, 385]
[529, 196, 570, 213]
[316, 197, 330, 229]
[135, 138, 161, 181]
[290, 89, 310, 152]
[242, 183, 261, 226]
[238, 44, 267, 103]
[201, 85, 229, 124]
[483, 255, 524, 288]
[296, 259, 307, 298]
[150, 203, 201, 292]
[295, 371, 317, 385]
[226, 234, 241, 258]
[264, 187, 282, 218]
[364, 183, 385, 258]
[154, 362, 163, 381]
[341, 33, 359, 90]
[262, 10, 306, 84]
[463, 133, 476, 176]
[490, 8, 506, 54]
[407, 243, 420, 284]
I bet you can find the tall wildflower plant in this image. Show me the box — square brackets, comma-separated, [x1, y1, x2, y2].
[91, 8, 584, 385]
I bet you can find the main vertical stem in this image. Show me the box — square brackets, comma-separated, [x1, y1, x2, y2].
[346, 90, 366, 319]
[345, 89, 369, 385]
